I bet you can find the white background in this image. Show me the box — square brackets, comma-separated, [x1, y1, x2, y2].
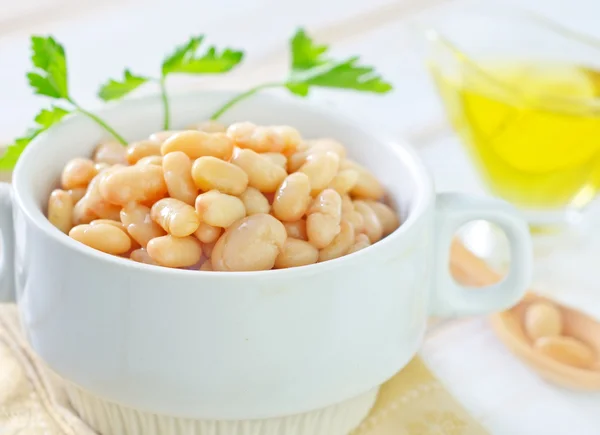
[2, 0, 600, 433]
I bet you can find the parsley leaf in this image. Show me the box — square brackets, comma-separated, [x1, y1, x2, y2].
[98, 69, 149, 101]
[289, 29, 328, 70]
[0, 138, 32, 170]
[162, 35, 204, 75]
[0, 106, 70, 170]
[161, 35, 244, 75]
[284, 82, 310, 96]
[285, 28, 392, 96]
[34, 106, 70, 128]
[27, 36, 69, 99]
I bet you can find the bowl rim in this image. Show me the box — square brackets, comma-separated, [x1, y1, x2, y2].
[12, 90, 434, 278]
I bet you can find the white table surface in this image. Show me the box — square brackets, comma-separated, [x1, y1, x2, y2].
[2, 0, 600, 434]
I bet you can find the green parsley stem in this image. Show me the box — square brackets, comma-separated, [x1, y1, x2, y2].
[159, 76, 171, 130]
[210, 82, 283, 120]
[70, 100, 128, 145]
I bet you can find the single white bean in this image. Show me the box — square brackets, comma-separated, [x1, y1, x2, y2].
[211, 214, 287, 271]
[306, 189, 342, 249]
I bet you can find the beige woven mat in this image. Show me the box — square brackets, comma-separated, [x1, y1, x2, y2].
[0, 303, 487, 435]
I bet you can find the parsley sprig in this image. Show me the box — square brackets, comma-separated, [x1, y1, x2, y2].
[209, 28, 393, 119]
[3, 29, 392, 170]
[98, 35, 244, 129]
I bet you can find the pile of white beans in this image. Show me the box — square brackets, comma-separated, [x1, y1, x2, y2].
[46, 120, 400, 271]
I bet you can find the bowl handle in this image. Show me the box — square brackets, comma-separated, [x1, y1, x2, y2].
[430, 192, 532, 317]
[0, 183, 15, 302]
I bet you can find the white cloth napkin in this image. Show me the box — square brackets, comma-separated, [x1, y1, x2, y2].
[421, 317, 600, 435]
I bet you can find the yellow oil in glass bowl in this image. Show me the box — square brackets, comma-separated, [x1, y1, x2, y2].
[433, 60, 600, 211]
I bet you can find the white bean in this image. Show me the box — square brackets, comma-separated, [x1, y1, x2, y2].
[275, 238, 319, 268]
[306, 189, 342, 249]
[272, 173, 311, 222]
[211, 214, 287, 271]
[195, 190, 246, 228]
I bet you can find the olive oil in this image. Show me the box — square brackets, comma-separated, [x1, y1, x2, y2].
[433, 60, 600, 210]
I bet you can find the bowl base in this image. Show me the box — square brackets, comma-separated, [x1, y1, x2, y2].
[64, 383, 379, 435]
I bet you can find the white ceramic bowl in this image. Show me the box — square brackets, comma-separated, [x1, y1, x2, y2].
[0, 91, 532, 427]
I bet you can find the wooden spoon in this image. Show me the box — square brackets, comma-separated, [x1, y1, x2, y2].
[450, 240, 600, 391]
